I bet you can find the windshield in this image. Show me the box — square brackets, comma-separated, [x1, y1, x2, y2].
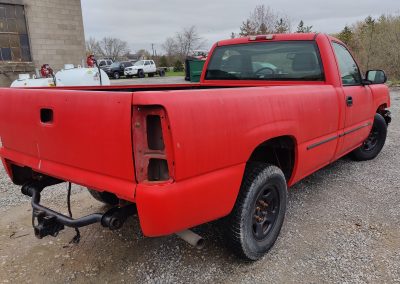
[205, 41, 324, 81]
[134, 60, 144, 66]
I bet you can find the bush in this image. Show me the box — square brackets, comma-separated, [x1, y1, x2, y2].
[173, 60, 184, 72]
[159, 56, 169, 67]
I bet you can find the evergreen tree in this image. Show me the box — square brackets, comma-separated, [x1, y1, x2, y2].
[296, 20, 313, 33]
[239, 19, 257, 36]
[275, 18, 290, 33]
[337, 26, 353, 45]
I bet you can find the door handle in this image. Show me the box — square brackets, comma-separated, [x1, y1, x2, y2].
[346, 96, 353, 107]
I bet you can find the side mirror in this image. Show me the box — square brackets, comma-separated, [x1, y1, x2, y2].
[365, 70, 387, 84]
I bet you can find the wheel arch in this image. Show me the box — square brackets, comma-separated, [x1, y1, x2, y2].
[246, 135, 297, 183]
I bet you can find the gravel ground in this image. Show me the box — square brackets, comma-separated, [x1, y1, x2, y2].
[0, 88, 399, 283]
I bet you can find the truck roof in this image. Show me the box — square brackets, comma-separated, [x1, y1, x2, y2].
[217, 33, 320, 46]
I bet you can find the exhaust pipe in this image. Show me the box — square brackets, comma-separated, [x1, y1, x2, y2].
[176, 230, 205, 249]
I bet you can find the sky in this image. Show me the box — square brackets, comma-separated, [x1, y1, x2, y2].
[81, 0, 399, 54]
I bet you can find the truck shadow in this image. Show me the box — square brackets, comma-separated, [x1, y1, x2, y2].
[51, 156, 361, 282]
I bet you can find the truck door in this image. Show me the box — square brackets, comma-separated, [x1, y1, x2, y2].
[332, 42, 374, 157]
[144, 61, 151, 73]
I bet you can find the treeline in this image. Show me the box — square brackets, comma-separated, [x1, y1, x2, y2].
[335, 14, 400, 81]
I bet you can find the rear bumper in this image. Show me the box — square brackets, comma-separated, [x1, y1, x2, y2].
[136, 163, 245, 236]
[0, 148, 136, 202]
[1, 148, 245, 237]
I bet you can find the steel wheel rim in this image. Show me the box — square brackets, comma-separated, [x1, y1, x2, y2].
[251, 184, 280, 241]
[362, 126, 379, 152]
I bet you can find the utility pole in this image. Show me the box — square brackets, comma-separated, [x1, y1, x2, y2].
[151, 44, 155, 57]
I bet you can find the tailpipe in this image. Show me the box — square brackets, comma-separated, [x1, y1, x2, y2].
[175, 230, 205, 249]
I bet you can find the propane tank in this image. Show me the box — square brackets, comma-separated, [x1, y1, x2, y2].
[10, 74, 61, 88]
[11, 62, 111, 88]
[55, 66, 110, 86]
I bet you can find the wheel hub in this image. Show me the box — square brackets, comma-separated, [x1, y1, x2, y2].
[362, 127, 379, 151]
[252, 186, 280, 241]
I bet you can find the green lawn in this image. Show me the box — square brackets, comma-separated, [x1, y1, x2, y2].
[166, 71, 185, 77]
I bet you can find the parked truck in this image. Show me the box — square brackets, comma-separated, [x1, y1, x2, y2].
[0, 33, 391, 260]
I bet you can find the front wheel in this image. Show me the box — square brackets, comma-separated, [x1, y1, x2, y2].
[113, 72, 120, 79]
[224, 163, 287, 260]
[350, 113, 387, 161]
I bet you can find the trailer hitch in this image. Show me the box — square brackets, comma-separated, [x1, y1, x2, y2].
[21, 179, 136, 239]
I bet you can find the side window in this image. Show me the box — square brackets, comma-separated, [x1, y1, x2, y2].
[145, 61, 150, 65]
[332, 42, 361, 86]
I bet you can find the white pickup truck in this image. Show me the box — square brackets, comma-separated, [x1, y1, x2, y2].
[124, 60, 164, 78]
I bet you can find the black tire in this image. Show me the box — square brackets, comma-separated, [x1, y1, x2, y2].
[138, 69, 145, 78]
[113, 72, 120, 79]
[148, 73, 155, 77]
[159, 70, 166, 77]
[350, 113, 387, 161]
[224, 163, 287, 260]
[87, 188, 119, 206]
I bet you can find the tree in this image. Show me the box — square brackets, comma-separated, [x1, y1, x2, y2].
[173, 60, 184, 72]
[275, 18, 290, 33]
[162, 26, 205, 61]
[239, 19, 257, 36]
[162, 37, 178, 57]
[336, 14, 400, 80]
[86, 37, 130, 60]
[239, 5, 280, 36]
[85, 37, 101, 56]
[239, 5, 290, 36]
[159, 55, 169, 67]
[296, 20, 313, 33]
[336, 25, 353, 45]
[136, 49, 151, 60]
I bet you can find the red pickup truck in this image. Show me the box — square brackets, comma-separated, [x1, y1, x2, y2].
[0, 33, 391, 260]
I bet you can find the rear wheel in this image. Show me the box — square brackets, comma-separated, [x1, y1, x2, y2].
[87, 189, 119, 206]
[113, 72, 120, 79]
[224, 163, 287, 260]
[138, 70, 145, 78]
[158, 69, 166, 77]
[350, 113, 387, 161]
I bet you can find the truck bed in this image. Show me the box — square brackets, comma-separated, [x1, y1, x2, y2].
[0, 88, 136, 201]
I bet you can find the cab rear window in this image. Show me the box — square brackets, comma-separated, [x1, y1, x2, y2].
[205, 41, 324, 81]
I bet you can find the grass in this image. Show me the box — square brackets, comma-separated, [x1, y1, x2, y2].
[166, 71, 185, 77]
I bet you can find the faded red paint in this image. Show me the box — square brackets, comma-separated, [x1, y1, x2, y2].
[0, 33, 390, 236]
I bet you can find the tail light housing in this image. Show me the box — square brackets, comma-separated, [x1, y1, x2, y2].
[132, 106, 174, 183]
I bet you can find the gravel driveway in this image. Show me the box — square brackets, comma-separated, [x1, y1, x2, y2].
[0, 88, 399, 283]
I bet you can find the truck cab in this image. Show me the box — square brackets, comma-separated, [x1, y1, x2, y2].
[124, 60, 157, 78]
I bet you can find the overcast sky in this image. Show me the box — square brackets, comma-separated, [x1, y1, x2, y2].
[81, 0, 399, 54]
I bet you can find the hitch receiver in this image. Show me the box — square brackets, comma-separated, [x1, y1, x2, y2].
[22, 178, 136, 239]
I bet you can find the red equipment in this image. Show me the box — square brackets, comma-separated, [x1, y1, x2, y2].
[40, 64, 54, 78]
[87, 55, 96, 68]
